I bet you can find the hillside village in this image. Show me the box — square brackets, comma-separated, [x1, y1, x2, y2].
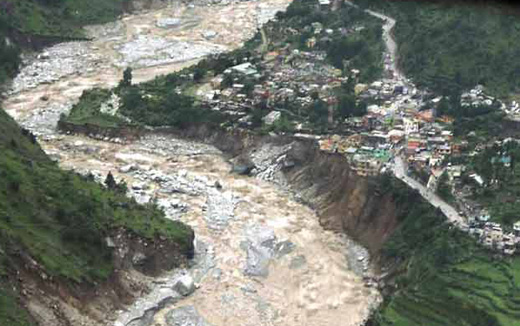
[58, 0, 520, 258]
[185, 0, 520, 257]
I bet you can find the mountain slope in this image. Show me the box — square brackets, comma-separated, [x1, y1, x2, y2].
[0, 104, 193, 324]
[355, 0, 520, 96]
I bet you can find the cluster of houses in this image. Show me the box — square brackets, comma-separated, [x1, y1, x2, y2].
[200, 46, 347, 128]
[318, 133, 393, 176]
[460, 85, 496, 108]
[316, 73, 466, 182]
[469, 218, 520, 256]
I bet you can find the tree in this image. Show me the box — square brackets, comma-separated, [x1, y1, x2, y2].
[104, 172, 117, 190]
[309, 99, 329, 131]
[116, 180, 128, 195]
[119, 67, 133, 88]
[337, 94, 356, 120]
[193, 67, 205, 82]
[437, 172, 453, 202]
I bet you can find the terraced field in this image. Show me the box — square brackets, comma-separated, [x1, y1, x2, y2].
[372, 176, 520, 326]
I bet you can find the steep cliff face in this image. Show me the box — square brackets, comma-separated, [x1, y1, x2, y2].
[13, 228, 194, 326]
[282, 141, 399, 256]
[185, 128, 401, 256]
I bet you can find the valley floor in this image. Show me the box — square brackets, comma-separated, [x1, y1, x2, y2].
[3, 1, 381, 325]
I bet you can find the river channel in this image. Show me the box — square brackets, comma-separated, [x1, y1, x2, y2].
[3, 1, 381, 325]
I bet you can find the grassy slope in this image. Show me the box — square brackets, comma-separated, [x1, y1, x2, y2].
[65, 88, 131, 128]
[0, 106, 192, 323]
[370, 175, 520, 326]
[1, 0, 126, 37]
[355, 0, 520, 96]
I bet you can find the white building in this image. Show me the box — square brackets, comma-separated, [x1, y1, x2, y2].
[403, 117, 419, 135]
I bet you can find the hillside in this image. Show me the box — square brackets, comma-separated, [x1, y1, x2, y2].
[0, 107, 194, 325]
[355, 0, 520, 96]
[364, 175, 520, 326]
[0, 1, 195, 324]
[0, 0, 129, 83]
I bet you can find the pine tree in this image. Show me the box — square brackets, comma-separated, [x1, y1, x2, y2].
[119, 67, 133, 88]
[104, 171, 117, 190]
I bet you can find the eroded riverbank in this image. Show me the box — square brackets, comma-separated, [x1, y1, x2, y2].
[3, 1, 381, 325]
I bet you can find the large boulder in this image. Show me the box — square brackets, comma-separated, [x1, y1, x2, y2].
[165, 306, 213, 326]
[156, 18, 181, 28]
[231, 164, 254, 176]
[173, 274, 195, 296]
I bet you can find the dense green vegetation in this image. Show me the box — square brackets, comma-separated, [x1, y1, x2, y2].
[459, 140, 520, 226]
[434, 92, 506, 137]
[0, 108, 193, 279]
[0, 105, 193, 324]
[436, 171, 454, 203]
[118, 72, 223, 128]
[0, 0, 128, 83]
[63, 67, 226, 128]
[268, 0, 384, 82]
[370, 174, 520, 326]
[355, 0, 520, 96]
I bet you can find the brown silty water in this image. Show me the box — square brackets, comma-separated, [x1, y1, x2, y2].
[3, 1, 381, 325]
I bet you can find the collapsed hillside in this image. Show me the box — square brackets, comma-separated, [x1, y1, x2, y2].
[173, 127, 520, 326]
[235, 135, 520, 326]
[0, 107, 194, 325]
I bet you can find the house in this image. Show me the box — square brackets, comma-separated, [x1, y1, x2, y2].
[416, 109, 435, 123]
[427, 168, 444, 191]
[354, 83, 368, 95]
[470, 173, 484, 186]
[441, 130, 453, 141]
[513, 221, 520, 237]
[503, 233, 516, 255]
[447, 165, 463, 180]
[229, 62, 258, 76]
[351, 154, 382, 177]
[435, 144, 452, 156]
[491, 156, 512, 168]
[451, 142, 465, 155]
[403, 117, 419, 135]
[478, 212, 491, 223]
[317, 0, 331, 10]
[306, 37, 317, 49]
[406, 139, 420, 156]
[344, 147, 358, 155]
[311, 22, 323, 34]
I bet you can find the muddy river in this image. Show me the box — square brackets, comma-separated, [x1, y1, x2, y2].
[3, 1, 380, 325]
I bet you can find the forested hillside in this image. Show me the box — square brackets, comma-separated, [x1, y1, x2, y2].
[369, 175, 520, 326]
[355, 0, 520, 96]
[0, 108, 194, 325]
[0, 2, 195, 325]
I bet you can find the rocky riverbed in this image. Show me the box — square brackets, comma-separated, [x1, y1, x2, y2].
[3, 1, 381, 325]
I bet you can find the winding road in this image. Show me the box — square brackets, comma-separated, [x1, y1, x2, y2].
[346, 0, 467, 227]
